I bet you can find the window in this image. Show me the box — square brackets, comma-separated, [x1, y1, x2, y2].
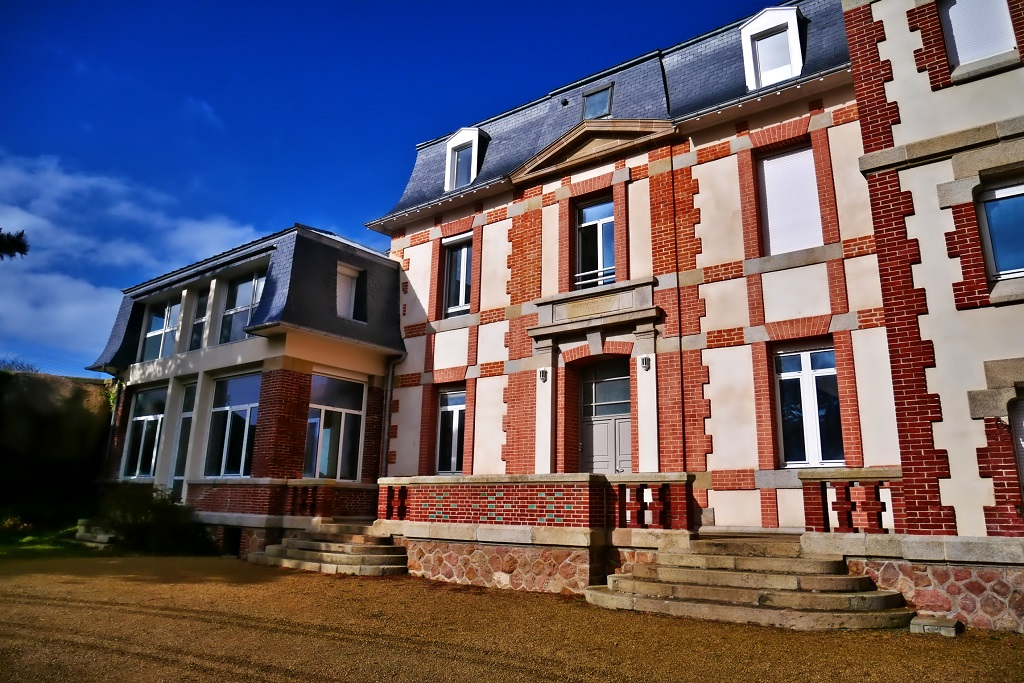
[189, 287, 209, 351]
[759, 146, 823, 256]
[123, 387, 167, 478]
[444, 128, 486, 192]
[775, 348, 844, 467]
[304, 375, 365, 480]
[978, 181, 1024, 280]
[938, 0, 1016, 68]
[219, 270, 266, 344]
[170, 383, 196, 502]
[583, 86, 612, 119]
[740, 7, 803, 91]
[1011, 400, 1024, 502]
[141, 298, 181, 361]
[204, 374, 261, 477]
[576, 200, 615, 289]
[581, 359, 630, 417]
[443, 237, 472, 316]
[337, 264, 358, 318]
[437, 390, 466, 475]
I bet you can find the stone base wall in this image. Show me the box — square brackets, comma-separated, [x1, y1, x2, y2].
[850, 559, 1024, 632]
[609, 548, 658, 577]
[209, 525, 304, 559]
[402, 539, 595, 595]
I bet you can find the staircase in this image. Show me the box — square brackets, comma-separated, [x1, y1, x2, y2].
[586, 534, 915, 630]
[248, 520, 408, 576]
[74, 519, 116, 549]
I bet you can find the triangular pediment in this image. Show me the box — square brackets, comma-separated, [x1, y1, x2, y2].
[511, 119, 674, 185]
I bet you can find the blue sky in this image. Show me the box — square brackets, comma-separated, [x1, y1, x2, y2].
[0, 0, 768, 377]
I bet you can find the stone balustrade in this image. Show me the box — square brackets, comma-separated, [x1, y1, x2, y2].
[798, 467, 903, 534]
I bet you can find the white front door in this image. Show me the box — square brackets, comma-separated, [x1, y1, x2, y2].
[580, 359, 632, 475]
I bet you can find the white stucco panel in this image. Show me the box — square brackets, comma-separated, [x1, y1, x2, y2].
[707, 490, 762, 528]
[402, 242, 433, 325]
[394, 335, 426, 376]
[571, 162, 616, 184]
[829, 122, 874, 240]
[844, 254, 884, 312]
[628, 177, 653, 279]
[761, 263, 831, 323]
[433, 327, 469, 370]
[473, 376, 508, 475]
[476, 321, 509, 365]
[480, 218, 512, 311]
[694, 155, 745, 269]
[704, 345, 758, 471]
[776, 489, 805, 529]
[852, 328, 901, 467]
[389, 386, 423, 477]
[700, 278, 751, 332]
[541, 203, 560, 297]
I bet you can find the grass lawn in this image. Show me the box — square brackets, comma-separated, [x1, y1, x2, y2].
[0, 525, 106, 561]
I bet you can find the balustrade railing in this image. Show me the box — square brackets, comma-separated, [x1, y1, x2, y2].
[798, 467, 902, 534]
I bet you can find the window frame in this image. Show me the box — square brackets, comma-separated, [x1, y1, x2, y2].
[336, 263, 359, 319]
[739, 7, 803, 91]
[937, 0, 1017, 70]
[758, 145, 824, 257]
[574, 197, 616, 290]
[583, 85, 613, 120]
[436, 389, 466, 475]
[189, 286, 210, 352]
[443, 128, 485, 192]
[977, 180, 1024, 282]
[304, 375, 367, 481]
[218, 269, 266, 345]
[140, 298, 181, 362]
[774, 345, 845, 468]
[170, 383, 196, 502]
[442, 234, 472, 317]
[204, 373, 261, 478]
[122, 387, 168, 479]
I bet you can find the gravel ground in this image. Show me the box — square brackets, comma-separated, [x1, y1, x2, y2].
[0, 556, 1022, 683]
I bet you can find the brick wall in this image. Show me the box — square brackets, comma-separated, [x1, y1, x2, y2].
[251, 369, 312, 479]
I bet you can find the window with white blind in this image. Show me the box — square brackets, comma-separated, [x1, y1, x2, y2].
[938, 0, 1016, 68]
[337, 264, 357, 318]
[758, 146, 823, 256]
[740, 7, 804, 91]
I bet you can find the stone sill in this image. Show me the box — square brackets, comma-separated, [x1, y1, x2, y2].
[802, 532, 1024, 565]
[989, 276, 1024, 306]
[189, 477, 377, 489]
[531, 276, 657, 307]
[950, 49, 1021, 85]
[378, 473, 694, 486]
[194, 511, 314, 530]
[797, 466, 902, 482]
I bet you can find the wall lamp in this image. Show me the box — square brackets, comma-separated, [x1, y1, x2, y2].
[539, 369, 549, 383]
[640, 356, 652, 372]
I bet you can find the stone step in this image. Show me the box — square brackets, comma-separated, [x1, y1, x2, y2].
[585, 586, 915, 630]
[314, 524, 376, 536]
[248, 552, 407, 576]
[305, 532, 393, 545]
[607, 575, 906, 611]
[688, 538, 802, 558]
[75, 531, 115, 544]
[632, 565, 877, 592]
[266, 546, 406, 567]
[283, 538, 406, 555]
[658, 552, 846, 574]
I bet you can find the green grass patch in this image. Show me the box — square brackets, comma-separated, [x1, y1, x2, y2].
[0, 525, 106, 560]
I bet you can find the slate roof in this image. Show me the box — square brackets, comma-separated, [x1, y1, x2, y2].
[368, 0, 849, 231]
[88, 225, 403, 373]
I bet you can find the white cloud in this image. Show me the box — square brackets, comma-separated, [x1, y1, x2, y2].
[182, 97, 225, 129]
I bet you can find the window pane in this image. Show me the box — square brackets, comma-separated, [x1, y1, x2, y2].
[253, 273, 266, 308]
[463, 246, 472, 304]
[225, 277, 253, 311]
[304, 410, 320, 478]
[775, 354, 802, 374]
[213, 374, 262, 408]
[438, 410, 455, 473]
[340, 413, 361, 481]
[600, 219, 615, 281]
[446, 244, 467, 312]
[134, 388, 167, 417]
[580, 201, 614, 224]
[779, 378, 806, 463]
[816, 375, 844, 462]
[577, 223, 599, 283]
[124, 422, 144, 477]
[182, 385, 196, 413]
[138, 419, 159, 477]
[147, 307, 166, 334]
[319, 410, 343, 478]
[170, 480, 184, 503]
[205, 411, 227, 476]
[985, 193, 1024, 275]
[594, 377, 630, 404]
[454, 409, 465, 473]
[223, 409, 247, 475]
[161, 329, 176, 358]
[310, 375, 363, 411]
[584, 88, 611, 119]
[810, 350, 836, 371]
[244, 408, 257, 477]
[194, 289, 209, 320]
[166, 300, 181, 328]
[755, 29, 792, 85]
[439, 391, 466, 408]
[594, 401, 631, 416]
[454, 145, 473, 188]
[189, 321, 205, 351]
[219, 310, 248, 343]
[141, 335, 162, 362]
[174, 416, 191, 477]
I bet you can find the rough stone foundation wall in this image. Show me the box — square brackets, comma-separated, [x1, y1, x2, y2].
[850, 559, 1024, 632]
[402, 539, 594, 595]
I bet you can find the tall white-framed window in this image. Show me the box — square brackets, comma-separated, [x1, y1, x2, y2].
[759, 146, 823, 256]
[443, 235, 472, 317]
[576, 199, 615, 289]
[304, 375, 366, 481]
[444, 128, 486, 192]
[141, 298, 181, 361]
[437, 390, 466, 475]
[977, 180, 1024, 281]
[938, 0, 1016, 69]
[189, 287, 210, 351]
[122, 387, 168, 479]
[337, 264, 358, 318]
[170, 383, 196, 502]
[775, 347, 844, 467]
[204, 373, 261, 477]
[219, 269, 266, 344]
[583, 85, 612, 120]
[740, 7, 803, 90]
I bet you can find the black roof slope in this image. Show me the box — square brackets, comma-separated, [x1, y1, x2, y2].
[370, 0, 848, 230]
[88, 226, 403, 373]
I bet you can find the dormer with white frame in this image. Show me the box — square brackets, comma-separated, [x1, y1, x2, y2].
[740, 7, 804, 91]
[443, 127, 487, 192]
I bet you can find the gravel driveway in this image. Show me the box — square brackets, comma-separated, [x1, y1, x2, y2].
[0, 556, 1021, 682]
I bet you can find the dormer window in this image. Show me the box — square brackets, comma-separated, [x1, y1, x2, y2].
[337, 263, 359, 318]
[444, 128, 486, 192]
[583, 85, 612, 120]
[740, 7, 803, 90]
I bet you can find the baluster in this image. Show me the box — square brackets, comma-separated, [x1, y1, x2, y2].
[801, 480, 829, 532]
[617, 484, 628, 528]
[397, 486, 408, 521]
[831, 482, 855, 533]
[859, 482, 887, 534]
